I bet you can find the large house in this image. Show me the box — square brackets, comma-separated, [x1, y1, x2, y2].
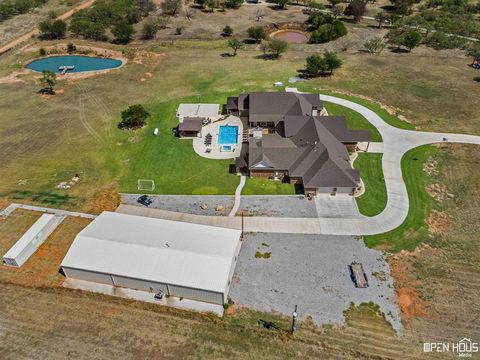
[229, 92, 371, 196]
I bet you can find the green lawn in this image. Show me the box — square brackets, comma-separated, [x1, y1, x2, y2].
[324, 102, 383, 142]
[242, 177, 296, 195]
[364, 145, 439, 252]
[353, 153, 387, 217]
[116, 97, 239, 195]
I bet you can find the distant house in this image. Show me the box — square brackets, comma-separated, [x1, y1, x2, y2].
[229, 92, 371, 196]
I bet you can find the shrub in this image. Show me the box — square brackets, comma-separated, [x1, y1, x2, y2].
[175, 26, 183, 35]
[67, 43, 77, 53]
[247, 26, 266, 42]
[112, 21, 134, 43]
[118, 104, 150, 129]
[141, 19, 159, 39]
[225, 0, 243, 7]
[268, 39, 288, 58]
[39, 48, 46, 56]
[474, 76, 480, 82]
[222, 25, 233, 37]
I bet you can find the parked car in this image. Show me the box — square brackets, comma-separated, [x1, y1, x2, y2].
[137, 195, 152, 207]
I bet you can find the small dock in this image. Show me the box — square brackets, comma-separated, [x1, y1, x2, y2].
[58, 65, 74, 75]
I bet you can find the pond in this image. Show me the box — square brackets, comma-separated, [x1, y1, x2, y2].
[272, 30, 309, 44]
[26, 55, 123, 74]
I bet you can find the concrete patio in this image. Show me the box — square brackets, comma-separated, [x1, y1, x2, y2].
[192, 115, 243, 159]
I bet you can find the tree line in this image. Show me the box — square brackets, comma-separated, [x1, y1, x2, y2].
[0, 0, 48, 23]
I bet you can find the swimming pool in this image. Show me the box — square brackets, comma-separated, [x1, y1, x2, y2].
[218, 125, 238, 145]
[26, 55, 123, 74]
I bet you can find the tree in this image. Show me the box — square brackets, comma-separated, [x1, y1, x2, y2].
[268, 39, 288, 58]
[363, 37, 386, 53]
[185, 7, 196, 20]
[331, 4, 344, 18]
[323, 51, 342, 74]
[402, 29, 421, 51]
[328, 0, 341, 7]
[67, 42, 77, 53]
[247, 26, 266, 42]
[228, 38, 244, 56]
[118, 104, 150, 129]
[225, 0, 243, 7]
[375, 11, 389, 28]
[305, 54, 327, 76]
[40, 70, 56, 95]
[39, 19, 67, 40]
[222, 25, 233, 36]
[275, 0, 289, 9]
[259, 41, 269, 58]
[162, 0, 183, 15]
[112, 22, 134, 43]
[344, 0, 366, 22]
[466, 43, 480, 65]
[141, 19, 159, 39]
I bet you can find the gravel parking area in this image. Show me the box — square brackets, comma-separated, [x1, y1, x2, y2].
[121, 194, 234, 216]
[230, 233, 401, 333]
[239, 196, 317, 218]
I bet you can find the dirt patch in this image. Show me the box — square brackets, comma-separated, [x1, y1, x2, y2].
[327, 90, 414, 124]
[427, 210, 450, 237]
[422, 156, 438, 176]
[426, 183, 454, 203]
[0, 198, 10, 211]
[87, 183, 121, 214]
[389, 247, 435, 318]
[131, 50, 165, 66]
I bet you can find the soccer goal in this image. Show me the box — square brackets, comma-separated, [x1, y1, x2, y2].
[137, 179, 155, 191]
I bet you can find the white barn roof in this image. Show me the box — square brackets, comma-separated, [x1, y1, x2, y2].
[61, 212, 241, 294]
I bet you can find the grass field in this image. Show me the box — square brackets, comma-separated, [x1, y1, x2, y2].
[353, 153, 387, 217]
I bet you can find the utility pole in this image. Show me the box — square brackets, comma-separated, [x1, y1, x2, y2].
[291, 305, 298, 334]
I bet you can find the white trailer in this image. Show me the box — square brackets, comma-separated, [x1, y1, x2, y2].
[3, 214, 60, 267]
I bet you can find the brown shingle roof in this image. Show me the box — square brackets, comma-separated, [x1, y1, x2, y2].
[178, 118, 203, 132]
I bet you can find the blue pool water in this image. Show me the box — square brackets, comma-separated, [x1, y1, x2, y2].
[218, 125, 238, 145]
[26, 55, 123, 74]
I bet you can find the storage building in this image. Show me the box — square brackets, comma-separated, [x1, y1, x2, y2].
[60, 212, 242, 305]
[3, 213, 59, 267]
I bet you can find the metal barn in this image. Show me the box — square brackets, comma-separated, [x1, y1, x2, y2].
[60, 212, 242, 305]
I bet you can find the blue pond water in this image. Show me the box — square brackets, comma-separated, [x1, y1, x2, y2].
[218, 125, 238, 145]
[26, 55, 122, 74]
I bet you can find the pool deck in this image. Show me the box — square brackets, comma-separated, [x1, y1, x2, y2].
[192, 116, 243, 159]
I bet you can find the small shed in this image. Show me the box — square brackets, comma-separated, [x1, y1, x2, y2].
[60, 212, 242, 305]
[3, 214, 59, 267]
[177, 117, 204, 138]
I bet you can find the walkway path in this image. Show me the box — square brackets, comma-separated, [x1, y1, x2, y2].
[118, 94, 480, 236]
[0, 203, 97, 219]
[229, 175, 246, 217]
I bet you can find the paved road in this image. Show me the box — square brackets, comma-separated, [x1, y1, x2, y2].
[118, 94, 480, 236]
